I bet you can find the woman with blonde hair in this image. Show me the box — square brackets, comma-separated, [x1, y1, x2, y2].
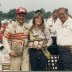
[28, 14, 52, 71]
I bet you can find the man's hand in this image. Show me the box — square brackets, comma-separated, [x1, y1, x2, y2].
[9, 51, 17, 57]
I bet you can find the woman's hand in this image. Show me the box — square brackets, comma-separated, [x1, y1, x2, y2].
[42, 44, 47, 48]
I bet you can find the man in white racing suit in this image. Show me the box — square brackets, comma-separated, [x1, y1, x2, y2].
[3, 7, 30, 71]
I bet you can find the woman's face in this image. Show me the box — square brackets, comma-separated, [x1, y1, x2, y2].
[35, 16, 42, 26]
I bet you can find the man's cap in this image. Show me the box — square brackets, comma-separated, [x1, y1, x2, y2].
[16, 7, 27, 14]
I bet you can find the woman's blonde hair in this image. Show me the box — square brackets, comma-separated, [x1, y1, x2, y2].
[30, 14, 45, 32]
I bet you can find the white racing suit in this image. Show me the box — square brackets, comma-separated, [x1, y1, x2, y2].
[3, 21, 30, 71]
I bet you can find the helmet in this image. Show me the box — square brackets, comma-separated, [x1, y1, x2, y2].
[16, 7, 27, 14]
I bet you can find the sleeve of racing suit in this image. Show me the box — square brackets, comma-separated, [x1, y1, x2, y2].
[3, 24, 12, 54]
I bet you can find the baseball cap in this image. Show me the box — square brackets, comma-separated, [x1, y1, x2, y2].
[16, 7, 27, 14]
